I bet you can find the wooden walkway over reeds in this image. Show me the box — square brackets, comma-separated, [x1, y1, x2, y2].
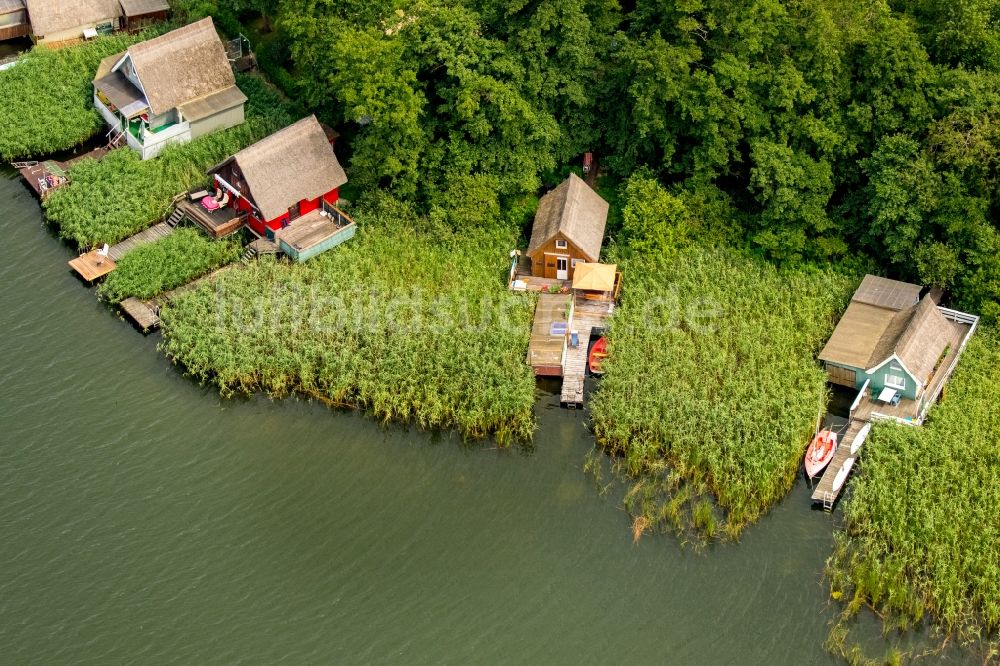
[108, 223, 174, 261]
[560, 296, 613, 408]
[119, 263, 239, 333]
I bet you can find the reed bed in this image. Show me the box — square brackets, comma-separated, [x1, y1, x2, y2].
[159, 196, 536, 445]
[589, 249, 854, 538]
[827, 329, 1000, 656]
[0, 33, 151, 159]
[43, 74, 301, 248]
[97, 228, 242, 303]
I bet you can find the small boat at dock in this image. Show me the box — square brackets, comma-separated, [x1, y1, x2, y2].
[588, 336, 607, 375]
[804, 429, 838, 479]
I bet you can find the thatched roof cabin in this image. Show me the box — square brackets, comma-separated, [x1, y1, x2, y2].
[526, 173, 609, 280]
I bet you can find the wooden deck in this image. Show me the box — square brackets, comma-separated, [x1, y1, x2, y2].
[68, 250, 116, 282]
[108, 222, 173, 262]
[176, 199, 245, 238]
[527, 293, 572, 376]
[16, 147, 110, 198]
[560, 295, 614, 408]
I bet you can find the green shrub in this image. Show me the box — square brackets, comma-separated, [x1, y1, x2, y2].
[98, 228, 242, 303]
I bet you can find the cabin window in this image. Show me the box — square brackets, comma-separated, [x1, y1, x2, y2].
[289, 202, 301, 221]
[555, 239, 568, 249]
[571, 258, 581, 268]
[885, 373, 906, 389]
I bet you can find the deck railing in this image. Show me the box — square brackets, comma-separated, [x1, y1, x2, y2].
[320, 199, 356, 228]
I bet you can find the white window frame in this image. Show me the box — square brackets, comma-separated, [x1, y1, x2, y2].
[884, 372, 906, 390]
[555, 239, 568, 250]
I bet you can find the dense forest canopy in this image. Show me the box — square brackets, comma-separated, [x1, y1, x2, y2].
[181, 0, 1000, 317]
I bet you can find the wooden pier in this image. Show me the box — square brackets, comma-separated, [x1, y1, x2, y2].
[108, 222, 174, 261]
[120, 297, 160, 332]
[69, 223, 175, 281]
[560, 296, 614, 408]
[15, 147, 111, 198]
[811, 419, 867, 509]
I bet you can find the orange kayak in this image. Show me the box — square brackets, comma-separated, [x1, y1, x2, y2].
[804, 429, 838, 479]
[588, 336, 608, 375]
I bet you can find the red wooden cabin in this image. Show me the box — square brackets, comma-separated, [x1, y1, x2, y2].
[207, 115, 347, 238]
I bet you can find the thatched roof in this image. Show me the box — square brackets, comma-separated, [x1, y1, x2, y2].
[25, 0, 121, 36]
[820, 284, 954, 386]
[852, 274, 921, 311]
[94, 50, 125, 81]
[528, 173, 608, 262]
[215, 116, 348, 221]
[887, 297, 955, 383]
[127, 17, 237, 116]
[118, 0, 169, 16]
[572, 263, 616, 292]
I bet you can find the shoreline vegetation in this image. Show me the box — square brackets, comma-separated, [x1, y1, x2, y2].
[2, 1, 1000, 661]
[159, 196, 537, 446]
[590, 247, 855, 540]
[826, 329, 1000, 662]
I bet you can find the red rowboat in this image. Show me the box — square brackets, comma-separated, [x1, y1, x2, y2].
[804, 429, 838, 479]
[588, 336, 608, 375]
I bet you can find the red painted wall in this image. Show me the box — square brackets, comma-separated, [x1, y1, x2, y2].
[219, 181, 340, 236]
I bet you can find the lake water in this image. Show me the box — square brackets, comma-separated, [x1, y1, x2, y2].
[0, 167, 947, 664]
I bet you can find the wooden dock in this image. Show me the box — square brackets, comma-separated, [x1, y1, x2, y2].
[15, 146, 111, 198]
[120, 297, 160, 332]
[811, 419, 867, 509]
[108, 222, 174, 261]
[560, 296, 613, 408]
[68, 250, 116, 282]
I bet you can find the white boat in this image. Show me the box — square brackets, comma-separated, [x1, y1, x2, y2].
[831, 458, 856, 492]
[850, 423, 872, 455]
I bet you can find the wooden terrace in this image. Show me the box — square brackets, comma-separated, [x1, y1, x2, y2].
[527, 293, 572, 376]
[508, 256, 570, 293]
[274, 205, 356, 263]
[15, 147, 110, 198]
[175, 195, 245, 238]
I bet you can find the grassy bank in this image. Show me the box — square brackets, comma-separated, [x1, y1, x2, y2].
[97, 228, 242, 303]
[589, 248, 854, 539]
[159, 196, 536, 445]
[827, 329, 1000, 659]
[0, 33, 153, 159]
[43, 75, 301, 248]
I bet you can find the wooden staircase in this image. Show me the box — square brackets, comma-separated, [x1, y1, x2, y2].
[165, 207, 185, 228]
[240, 244, 258, 265]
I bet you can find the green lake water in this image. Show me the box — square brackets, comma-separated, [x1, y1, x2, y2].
[0, 168, 963, 664]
